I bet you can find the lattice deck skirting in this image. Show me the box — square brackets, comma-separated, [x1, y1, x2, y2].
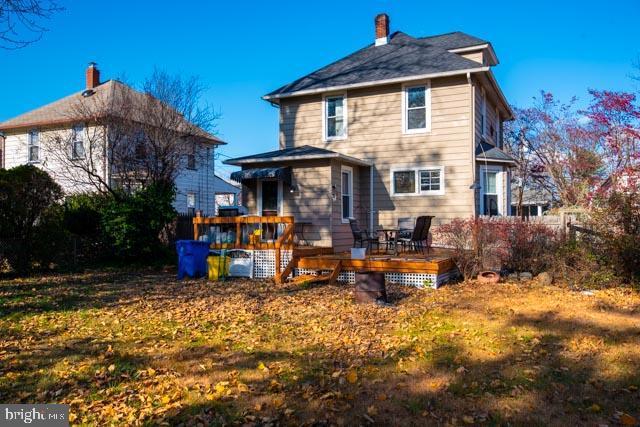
[253, 250, 292, 279]
[294, 268, 456, 289]
[251, 249, 456, 289]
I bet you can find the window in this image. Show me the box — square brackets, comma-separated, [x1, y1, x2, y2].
[341, 166, 353, 222]
[403, 83, 431, 133]
[480, 166, 503, 216]
[393, 171, 415, 194]
[186, 144, 196, 169]
[419, 169, 441, 192]
[71, 124, 85, 159]
[324, 95, 346, 140]
[187, 192, 196, 215]
[391, 166, 444, 196]
[134, 131, 146, 160]
[28, 129, 39, 162]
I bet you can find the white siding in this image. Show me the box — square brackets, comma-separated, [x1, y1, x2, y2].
[3, 125, 217, 215]
[173, 144, 217, 216]
[3, 126, 108, 194]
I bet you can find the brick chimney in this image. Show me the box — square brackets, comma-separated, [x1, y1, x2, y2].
[85, 62, 100, 89]
[375, 13, 389, 46]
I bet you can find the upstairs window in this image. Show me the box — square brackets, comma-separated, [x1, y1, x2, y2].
[71, 124, 85, 159]
[403, 83, 431, 133]
[134, 131, 146, 161]
[186, 143, 196, 169]
[28, 129, 40, 162]
[324, 95, 346, 140]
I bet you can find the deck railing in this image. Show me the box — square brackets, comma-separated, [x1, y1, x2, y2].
[192, 215, 295, 251]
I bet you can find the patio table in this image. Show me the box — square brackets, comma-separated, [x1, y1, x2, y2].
[376, 228, 411, 255]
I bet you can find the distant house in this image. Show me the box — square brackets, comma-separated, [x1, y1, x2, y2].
[213, 175, 241, 214]
[0, 63, 226, 216]
[510, 183, 553, 217]
[226, 14, 516, 251]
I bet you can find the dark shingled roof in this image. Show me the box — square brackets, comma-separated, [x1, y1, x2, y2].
[476, 141, 516, 163]
[224, 145, 370, 166]
[265, 31, 488, 99]
[419, 32, 488, 50]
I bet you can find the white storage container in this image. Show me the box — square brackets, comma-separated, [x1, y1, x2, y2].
[227, 250, 254, 278]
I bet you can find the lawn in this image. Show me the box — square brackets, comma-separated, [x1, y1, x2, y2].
[1, 270, 639, 426]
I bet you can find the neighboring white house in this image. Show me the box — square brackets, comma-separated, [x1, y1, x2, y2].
[0, 63, 226, 216]
[213, 174, 242, 214]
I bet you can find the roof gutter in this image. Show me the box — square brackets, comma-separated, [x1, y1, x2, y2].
[262, 66, 490, 101]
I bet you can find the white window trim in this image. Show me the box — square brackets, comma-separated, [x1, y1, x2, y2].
[479, 165, 504, 216]
[186, 191, 197, 209]
[340, 165, 354, 223]
[390, 165, 445, 197]
[257, 179, 283, 216]
[322, 93, 348, 141]
[71, 124, 85, 160]
[402, 81, 431, 135]
[28, 129, 40, 163]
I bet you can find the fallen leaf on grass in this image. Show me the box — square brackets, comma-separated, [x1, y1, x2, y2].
[346, 370, 358, 384]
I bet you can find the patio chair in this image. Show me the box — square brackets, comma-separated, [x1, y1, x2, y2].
[397, 217, 414, 239]
[349, 218, 380, 251]
[398, 215, 434, 254]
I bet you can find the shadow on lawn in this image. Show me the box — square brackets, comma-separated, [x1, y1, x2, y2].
[2, 271, 639, 425]
[0, 336, 151, 403]
[153, 304, 640, 426]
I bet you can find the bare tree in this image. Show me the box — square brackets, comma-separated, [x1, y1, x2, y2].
[42, 71, 221, 198]
[0, 0, 63, 49]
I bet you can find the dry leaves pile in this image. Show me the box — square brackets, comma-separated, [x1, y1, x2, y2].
[0, 271, 639, 426]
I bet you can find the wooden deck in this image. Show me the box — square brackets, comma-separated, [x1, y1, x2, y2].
[294, 247, 456, 275]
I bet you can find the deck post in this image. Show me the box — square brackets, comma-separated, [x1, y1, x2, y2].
[193, 211, 201, 240]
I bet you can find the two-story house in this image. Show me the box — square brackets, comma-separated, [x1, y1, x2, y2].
[0, 63, 226, 215]
[226, 14, 515, 251]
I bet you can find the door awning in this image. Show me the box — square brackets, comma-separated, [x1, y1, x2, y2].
[230, 167, 292, 183]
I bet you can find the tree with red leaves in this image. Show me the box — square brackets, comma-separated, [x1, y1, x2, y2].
[506, 90, 640, 208]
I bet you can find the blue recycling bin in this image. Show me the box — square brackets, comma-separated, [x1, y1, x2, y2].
[176, 240, 210, 279]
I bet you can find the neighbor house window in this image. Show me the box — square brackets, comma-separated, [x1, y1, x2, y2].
[480, 166, 502, 216]
[28, 129, 40, 162]
[391, 166, 444, 196]
[324, 95, 346, 140]
[341, 166, 353, 222]
[403, 83, 431, 133]
[186, 144, 196, 169]
[134, 131, 146, 160]
[187, 192, 196, 215]
[71, 124, 85, 159]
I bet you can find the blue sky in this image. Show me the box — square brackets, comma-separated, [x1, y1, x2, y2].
[1, 0, 638, 178]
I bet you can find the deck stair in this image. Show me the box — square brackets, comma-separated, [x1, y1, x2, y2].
[279, 257, 342, 286]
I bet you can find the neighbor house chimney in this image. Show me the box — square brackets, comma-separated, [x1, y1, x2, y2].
[86, 62, 100, 89]
[375, 13, 389, 46]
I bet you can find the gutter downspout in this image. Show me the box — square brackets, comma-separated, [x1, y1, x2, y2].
[369, 162, 374, 232]
[468, 72, 478, 216]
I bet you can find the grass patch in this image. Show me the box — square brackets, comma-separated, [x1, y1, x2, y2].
[0, 271, 639, 425]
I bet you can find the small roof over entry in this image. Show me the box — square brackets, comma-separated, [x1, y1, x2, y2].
[230, 167, 292, 183]
[475, 141, 516, 164]
[224, 145, 371, 167]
